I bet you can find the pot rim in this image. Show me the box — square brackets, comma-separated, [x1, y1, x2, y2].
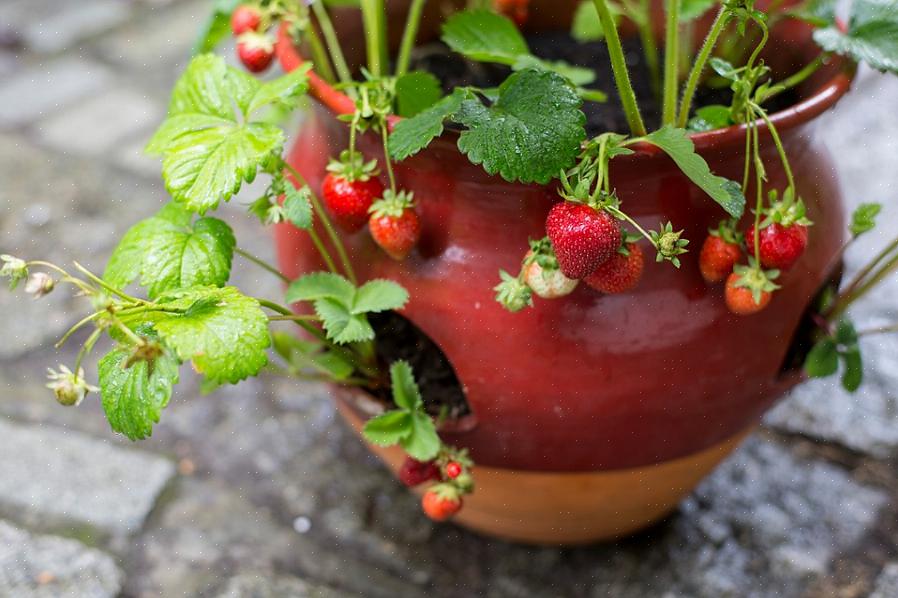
[275, 23, 856, 159]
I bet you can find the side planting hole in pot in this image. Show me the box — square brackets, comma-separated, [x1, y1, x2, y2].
[369, 311, 472, 422]
[778, 264, 844, 376]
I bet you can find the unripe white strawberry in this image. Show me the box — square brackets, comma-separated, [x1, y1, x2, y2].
[523, 251, 578, 299]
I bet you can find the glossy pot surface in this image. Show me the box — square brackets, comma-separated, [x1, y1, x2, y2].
[274, 19, 853, 472]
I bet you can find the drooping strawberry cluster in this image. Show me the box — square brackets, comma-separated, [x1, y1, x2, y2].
[230, 3, 277, 73]
[398, 447, 474, 522]
[699, 191, 812, 316]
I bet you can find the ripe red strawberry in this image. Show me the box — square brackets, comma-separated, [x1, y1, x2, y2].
[745, 222, 808, 271]
[322, 154, 384, 232]
[545, 201, 621, 280]
[231, 5, 262, 35]
[700, 222, 742, 283]
[724, 261, 780, 316]
[444, 461, 463, 479]
[585, 242, 644, 294]
[398, 457, 440, 487]
[422, 484, 463, 521]
[369, 190, 420, 260]
[236, 33, 274, 73]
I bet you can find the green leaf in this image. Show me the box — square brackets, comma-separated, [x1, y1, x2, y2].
[511, 55, 596, 86]
[849, 202, 881, 236]
[247, 64, 312, 114]
[352, 280, 409, 314]
[151, 286, 270, 384]
[363, 410, 413, 446]
[192, 0, 240, 55]
[283, 184, 313, 230]
[98, 347, 180, 441]
[389, 360, 422, 410]
[104, 203, 236, 299]
[687, 104, 732, 132]
[388, 89, 468, 161]
[841, 345, 863, 392]
[709, 57, 739, 81]
[835, 319, 859, 346]
[395, 71, 444, 118]
[314, 351, 355, 381]
[641, 126, 746, 217]
[441, 9, 529, 64]
[400, 411, 441, 461]
[680, 0, 717, 21]
[146, 55, 295, 214]
[314, 298, 375, 344]
[286, 272, 356, 306]
[455, 69, 586, 184]
[571, 0, 605, 42]
[804, 338, 839, 377]
[814, 0, 898, 73]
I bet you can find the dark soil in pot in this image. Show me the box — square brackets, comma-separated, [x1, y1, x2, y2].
[410, 31, 800, 135]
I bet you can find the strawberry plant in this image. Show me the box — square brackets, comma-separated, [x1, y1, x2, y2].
[3, 0, 898, 533]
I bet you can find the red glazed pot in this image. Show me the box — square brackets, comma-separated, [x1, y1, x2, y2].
[273, 14, 855, 543]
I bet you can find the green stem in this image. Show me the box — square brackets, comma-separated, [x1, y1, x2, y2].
[380, 124, 397, 193]
[661, 0, 680, 125]
[74, 327, 103, 374]
[235, 247, 289, 283]
[842, 252, 898, 310]
[268, 314, 320, 322]
[606, 205, 654, 245]
[395, 0, 426, 77]
[283, 162, 358, 285]
[839, 236, 898, 302]
[757, 53, 827, 105]
[72, 261, 143, 304]
[113, 318, 145, 346]
[745, 16, 768, 71]
[360, 0, 388, 77]
[592, 0, 646, 135]
[677, 5, 729, 127]
[637, 0, 660, 97]
[308, 227, 339, 274]
[25, 261, 94, 296]
[311, 1, 353, 85]
[304, 20, 337, 84]
[859, 323, 898, 337]
[751, 121, 763, 264]
[751, 102, 794, 194]
[56, 311, 104, 349]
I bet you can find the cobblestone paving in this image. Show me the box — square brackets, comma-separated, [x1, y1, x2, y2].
[1, 2, 898, 596]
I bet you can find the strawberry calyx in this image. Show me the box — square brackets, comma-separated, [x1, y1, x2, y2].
[494, 270, 533, 312]
[650, 222, 689, 267]
[708, 219, 743, 245]
[759, 189, 813, 229]
[369, 189, 413, 219]
[326, 149, 379, 183]
[525, 237, 562, 272]
[732, 258, 781, 305]
[427, 482, 462, 503]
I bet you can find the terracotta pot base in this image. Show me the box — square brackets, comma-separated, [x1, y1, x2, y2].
[338, 402, 752, 545]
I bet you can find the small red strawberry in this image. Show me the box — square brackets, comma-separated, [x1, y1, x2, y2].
[725, 260, 780, 316]
[700, 221, 742, 283]
[422, 483, 463, 521]
[444, 461, 463, 479]
[585, 241, 643, 294]
[368, 190, 420, 260]
[237, 32, 274, 73]
[322, 153, 384, 232]
[522, 238, 578, 299]
[545, 201, 621, 280]
[398, 457, 440, 487]
[746, 191, 812, 270]
[231, 5, 262, 35]
[745, 222, 808, 271]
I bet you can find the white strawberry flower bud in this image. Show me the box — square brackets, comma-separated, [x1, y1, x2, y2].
[46, 365, 98, 407]
[0, 254, 28, 289]
[24, 272, 55, 298]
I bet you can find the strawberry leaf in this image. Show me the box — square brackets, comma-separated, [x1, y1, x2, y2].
[104, 202, 235, 299]
[804, 338, 839, 377]
[814, 0, 898, 73]
[286, 272, 356, 306]
[146, 54, 308, 214]
[849, 202, 881, 237]
[390, 360, 422, 410]
[98, 346, 180, 441]
[313, 298, 376, 344]
[362, 410, 413, 446]
[395, 71, 443, 118]
[400, 411, 440, 461]
[455, 68, 586, 184]
[641, 126, 746, 217]
[352, 279, 409, 314]
[283, 183, 313, 230]
[680, 0, 717, 21]
[388, 89, 468, 161]
[149, 286, 270, 384]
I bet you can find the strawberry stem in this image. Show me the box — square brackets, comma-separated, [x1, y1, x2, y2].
[235, 247, 290, 283]
[661, 0, 680, 125]
[311, 0, 354, 88]
[677, 5, 728, 127]
[395, 0, 427, 77]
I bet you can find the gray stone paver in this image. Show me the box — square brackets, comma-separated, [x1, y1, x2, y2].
[0, 521, 122, 598]
[0, 58, 113, 128]
[871, 563, 898, 598]
[0, 1, 898, 597]
[0, 419, 175, 537]
[36, 88, 162, 156]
